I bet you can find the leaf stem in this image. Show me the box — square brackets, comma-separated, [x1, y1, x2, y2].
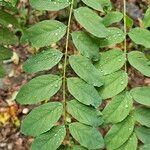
[63, 0, 74, 124]
[123, 0, 127, 72]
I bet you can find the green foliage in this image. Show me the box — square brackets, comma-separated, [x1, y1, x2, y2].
[22, 20, 67, 48]
[116, 133, 137, 150]
[71, 31, 100, 61]
[69, 55, 103, 87]
[74, 7, 108, 38]
[104, 115, 135, 150]
[102, 11, 123, 26]
[29, 0, 70, 11]
[81, 0, 112, 12]
[16, 75, 62, 104]
[23, 48, 63, 73]
[128, 51, 150, 77]
[67, 77, 102, 108]
[143, 7, 150, 28]
[67, 99, 103, 126]
[21, 102, 63, 136]
[3, 0, 148, 149]
[102, 91, 133, 124]
[95, 49, 126, 75]
[130, 86, 150, 106]
[135, 126, 150, 144]
[31, 125, 66, 150]
[128, 28, 150, 48]
[98, 70, 128, 99]
[134, 107, 150, 127]
[99, 27, 125, 47]
[0, 27, 18, 45]
[69, 122, 104, 149]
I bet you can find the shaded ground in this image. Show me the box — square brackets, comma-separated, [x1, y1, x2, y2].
[0, 0, 150, 149]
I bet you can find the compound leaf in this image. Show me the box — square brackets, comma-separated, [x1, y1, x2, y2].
[102, 91, 133, 124]
[128, 51, 150, 77]
[128, 28, 150, 48]
[22, 20, 67, 48]
[105, 115, 135, 150]
[95, 49, 126, 76]
[16, 74, 62, 104]
[74, 7, 108, 38]
[130, 86, 150, 106]
[98, 70, 128, 99]
[69, 122, 104, 149]
[67, 99, 103, 126]
[69, 55, 103, 87]
[30, 0, 70, 11]
[31, 125, 66, 150]
[23, 48, 63, 73]
[21, 102, 63, 136]
[67, 78, 102, 108]
[72, 31, 100, 61]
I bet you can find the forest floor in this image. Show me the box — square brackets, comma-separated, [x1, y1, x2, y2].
[0, 0, 150, 150]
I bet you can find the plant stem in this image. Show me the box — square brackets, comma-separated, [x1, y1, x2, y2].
[123, 0, 127, 72]
[62, 0, 74, 124]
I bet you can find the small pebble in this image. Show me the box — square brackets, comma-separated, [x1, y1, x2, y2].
[22, 108, 29, 114]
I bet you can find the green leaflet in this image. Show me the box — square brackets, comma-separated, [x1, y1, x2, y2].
[67, 100, 103, 126]
[21, 102, 63, 136]
[72, 145, 86, 150]
[130, 86, 150, 106]
[143, 7, 150, 28]
[21, 20, 67, 48]
[102, 11, 123, 26]
[102, 91, 133, 124]
[128, 51, 150, 77]
[135, 126, 150, 144]
[16, 74, 62, 104]
[0, 27, 18, 45]
[30, 0, 70, 11]
[128, 28, 150, 48]
[31, 125, 66, 150]
[23, 48, 63, 73]
[74, 7, 108, 38]
[99, 27, 125, 47]
[0, 9, 19, 28]
[95, 49, 126, 76]
[139, 144, 150, 150]
[0, 65, 5, 78]
[81, 0, 112, 12]
[69, 122, 104, 149]
[126, 15, 134, 29]
[104, 115, 135, 150]
[69, 55, 103, 87]
[116, 133, 137, 150]
[67, 78, 102, 108]
[0, 45, 12, 60]
[98, 70, 128, 99]
[71, 31, 100, 61]
[134, 107, 150, 128]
